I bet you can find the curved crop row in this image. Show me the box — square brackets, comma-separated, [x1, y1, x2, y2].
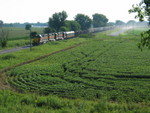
[8, 38, 150, 101]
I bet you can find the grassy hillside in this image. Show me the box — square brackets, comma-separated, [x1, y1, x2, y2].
[0, 28, 150, 112]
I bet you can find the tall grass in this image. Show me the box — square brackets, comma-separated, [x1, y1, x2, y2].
[0, 90, 150, 113]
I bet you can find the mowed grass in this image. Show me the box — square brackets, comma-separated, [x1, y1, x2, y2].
[8, 28, 150, 102]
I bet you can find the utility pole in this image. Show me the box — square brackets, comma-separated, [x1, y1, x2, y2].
[25, 24, 32, 51]
[29, 29, 32, 51]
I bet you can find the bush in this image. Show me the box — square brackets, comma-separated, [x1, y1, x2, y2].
[0, 40, 7, 47]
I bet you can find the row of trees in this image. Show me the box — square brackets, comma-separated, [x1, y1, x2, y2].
[46, 11, 148, 34]
[45, 11, 108, 33]
[2, 22, 47, 28]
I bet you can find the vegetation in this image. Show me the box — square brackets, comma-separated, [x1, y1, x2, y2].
[6, 27, 43, 40]
[0, 90, 150, 113]
[7, 30, 150, 102]
[64, 20, 81, 31]
[47, 11, 109, 32]
[48, 11, 68, 32]
[75, 14, 92, 30]
[0, 2, 150, 112]
[92, 13, 108, 27]
[129, 0, 150, 49]
[25, 24, 32, 50]
[43, 27, 55, 34]
[0, 37, 86, 70]
[25, 24, 32, 31]
[3, 22, 47, 28]
[0, 20, 9, 48]
[0, 28, 148, 113]
[0, 26, 150, 112]
[115, 20, 125, 26]
[0, 27, 44, 50]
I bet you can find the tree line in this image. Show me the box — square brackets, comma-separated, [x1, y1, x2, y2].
[44, 11, 109, 33]
[2, 22, 47, 28]
[45, 11, 148, 34]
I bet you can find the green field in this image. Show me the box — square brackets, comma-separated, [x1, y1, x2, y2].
[0, 27, 44, 50]
[1, 28, 150, 113]
[7, 27, 44, 39]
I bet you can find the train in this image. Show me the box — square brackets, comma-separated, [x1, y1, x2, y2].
[32, 26, 115, 45]
[32, 31, 75, 45]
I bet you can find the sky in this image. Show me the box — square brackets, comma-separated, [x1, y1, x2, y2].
[0, 0, 142, 23]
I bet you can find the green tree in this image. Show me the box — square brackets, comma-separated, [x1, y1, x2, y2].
[129, 0, 150, 49]
[48, 11, 68, 32]
[44, 27, 55, 34]
[92, 13, 108, 27]
[75, 14, 92, 30]
[30, 32, 37, 38]
[65, 20, 81, 31]
[59, 26, 69, 31]
[0, 20, 9, 48]
[25, 24, 31, 31]
[115, 20, 125, 26]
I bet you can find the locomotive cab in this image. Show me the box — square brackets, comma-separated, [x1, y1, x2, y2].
[32, 34, 42, 45]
